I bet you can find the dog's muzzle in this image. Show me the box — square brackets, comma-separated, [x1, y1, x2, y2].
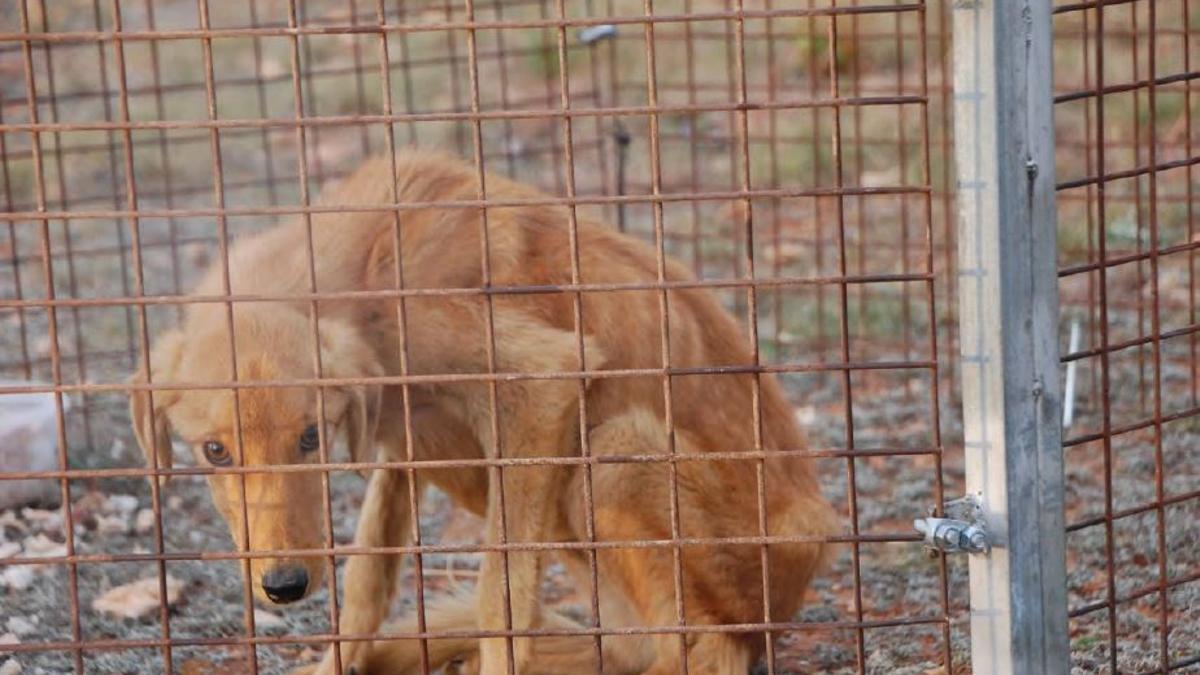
[261, 565, 309, 604]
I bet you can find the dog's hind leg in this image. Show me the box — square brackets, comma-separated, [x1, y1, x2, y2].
[636, 632, 753, 675]
[292, 594, 478, 675]
[360, 594, 481, 674]
[570, 412, 759, 675]
[310, 466, 414, 675]
[474, 318, 607, 675]
[432, 595, 647, 675]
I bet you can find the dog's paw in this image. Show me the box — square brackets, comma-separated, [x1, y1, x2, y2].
[305, 646, 367, 675]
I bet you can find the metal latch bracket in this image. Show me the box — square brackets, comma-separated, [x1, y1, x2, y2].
[913, 495, 991, 554]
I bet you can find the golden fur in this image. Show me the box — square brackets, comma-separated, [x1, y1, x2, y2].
[129, 151, 838, 675]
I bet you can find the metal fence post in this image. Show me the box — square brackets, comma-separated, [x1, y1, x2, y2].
[952, 0, 1070, 672]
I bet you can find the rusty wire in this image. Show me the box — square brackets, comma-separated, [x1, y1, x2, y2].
[1054, 0, 1199, 672]
[0, 1, 957, 674]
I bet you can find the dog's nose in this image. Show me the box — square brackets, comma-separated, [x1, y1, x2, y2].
[261, 565, 308, 604]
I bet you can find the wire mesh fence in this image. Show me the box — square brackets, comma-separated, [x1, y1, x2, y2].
[0, 1, 962, 673]
[0, 0, 1193, 674]
[1052, 0, 1200, 672]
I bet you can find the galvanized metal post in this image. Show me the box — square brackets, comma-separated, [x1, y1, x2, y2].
[952, 0, 1070, 672]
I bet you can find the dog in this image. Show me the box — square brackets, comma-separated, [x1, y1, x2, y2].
[129, 151, 838, 675]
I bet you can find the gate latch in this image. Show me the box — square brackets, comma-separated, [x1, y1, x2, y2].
[913, 495, 990, 554]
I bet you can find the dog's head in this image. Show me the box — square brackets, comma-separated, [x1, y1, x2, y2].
[129, 305, 382, 605]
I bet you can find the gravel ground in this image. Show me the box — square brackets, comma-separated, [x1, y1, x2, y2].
[4, 310, 1195, 675]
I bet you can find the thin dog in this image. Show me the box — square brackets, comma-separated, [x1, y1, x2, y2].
[129, 151, 838, 675]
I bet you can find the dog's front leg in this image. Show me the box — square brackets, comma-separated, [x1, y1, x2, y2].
[475, 383, 580, 675]
[464, 315, 603, 675]
[309, 467, 413, 675]
[476, 460, 566, 675]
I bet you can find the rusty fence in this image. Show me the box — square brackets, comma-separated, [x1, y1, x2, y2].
[0, 0, 1193, 674]
[1051, 0, 1200, 673]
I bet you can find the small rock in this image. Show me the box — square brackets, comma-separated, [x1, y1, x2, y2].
[166, 496, 183, 511]
[0, 657, 19, 675]
[134, 509, 157, 535]
[0, 633, 16, 645]
[794, 405, 817, 427]
[4, 617, 33, 637]
[0, 541, 20, 558]
[19, 508, 62, 534]
[106, 495, 139, 516]
[92, 575, 186, 620]
[170, 441, 190, 467]
[95, 514, 128, 535]
[0, 511, 25, 534]
[0, 566, 35, 590]
[108, 438, 126, 460]
[21, 534, 65, 559]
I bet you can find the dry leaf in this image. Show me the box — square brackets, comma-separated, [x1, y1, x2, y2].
[0, 511, 25, 534]
[180, 660, 208, 675]
[21, 534, 65, 559]
[95, 514, 128, 535]
[72, 491, 108, 517]
[19, 510, 61, 533]
[92, 575, 186, 620]
[253, 609, 286, 629]
[296, 646, 323, 663]
[180, 655, 255, 675]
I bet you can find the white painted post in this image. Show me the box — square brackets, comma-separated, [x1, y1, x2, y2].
[952, 0, 1070, 673]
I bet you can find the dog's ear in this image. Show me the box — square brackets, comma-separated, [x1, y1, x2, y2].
[319, 319, 384, 466]
[344, 378, 383, 467]
[129, 329, 184, 487]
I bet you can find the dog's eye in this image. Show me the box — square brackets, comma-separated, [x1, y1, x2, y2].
[299, 424, 320, 453]
[203, 440, 232, 467]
